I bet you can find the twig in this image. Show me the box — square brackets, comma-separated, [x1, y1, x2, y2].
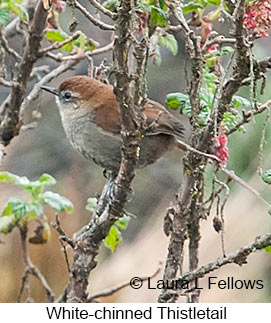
[201, 36, 236, 53]
[227, 100, 271, 135]
[0, 77, 18, 88]
[221, 167, 271, 209]
[0, 0, 49, 146]
[45, 40, 114, 62]
[87, 261, 163, 302]
[19, 59, 79, 121]
[177, 233, 271, 282]
[38, 31, 82, 56]
[52, 214, 73, 273]
[88, 0, 117, 19]
[160, 233, 271, 302]
[52, 214, 75, 249]
[0, 27, 21, 61]
[18, 226, 55, 302]
[74, 0, 115, 31]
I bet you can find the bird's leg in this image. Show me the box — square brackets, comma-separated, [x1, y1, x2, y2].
[96, 171, 118, 217]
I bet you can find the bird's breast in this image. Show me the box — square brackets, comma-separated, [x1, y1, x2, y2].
[61, 112, 123, 170]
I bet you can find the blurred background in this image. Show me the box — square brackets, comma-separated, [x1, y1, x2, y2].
[0, 3, 270, 302]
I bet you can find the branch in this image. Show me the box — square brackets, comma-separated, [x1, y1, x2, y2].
[19, 59, 79, 120]
[87, 261, 163, 302]
[18, 226, 55, 302]
[38, 31, 82, 56]
[178, 233, 271, 282]
[0, 0, 48, 146]
[0, 77, 18, 88]
[0, 27, 21, 61]
[160, 0, 205, 304]
[88, 0, 117, 19]
[201, 35, 236, 53]
[221, 168, 271, 209]
[227, 100, 271, 135]
[159, 234, 271, 302]
[74, 0, 115, 31]
[45, 40, 114, 61]
[65, 0, 148, 302]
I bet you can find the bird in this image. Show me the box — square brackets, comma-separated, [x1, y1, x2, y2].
[40, 76, 186, 173]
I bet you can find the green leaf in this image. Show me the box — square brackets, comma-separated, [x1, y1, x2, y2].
[150, 7, 168, 28]
[182, 2, 204, 14]
[39, 174, 57, 186]
[166, 92, 191, 112]
[137, 2, 152, 12]
[85, 39, 97, 51]
[203, 70, 218, 93]
[0, 171, 30, 186]
[221, 46, 234, 55]
[265, 245, 271, 253]
[262, 170, 271, 184]
[46, 30, 69, 42]
[41, 191, 73, 213]
[104, 225, 122, 252]
[200, 88, 213, 109]
[232, 95, 251, 109]
[158, 34, 178, 56]
[208, 0, 223, 6]
[25, 202, 44, 218]
[115, 215, 130, 230]
[0, 8, 10, 25]
[1, 197, 27, 219]
[75, 33, 86, 49]
[103, 0, 119, 9]
[223, 111, 242, 131]
[199, 106, 210, 127]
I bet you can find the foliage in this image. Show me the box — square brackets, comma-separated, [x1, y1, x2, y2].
[0, 0, 27, 25]
[86, 197, 130, 252]
[45, 30, 97, 52]
[104, 215, 130, 252]
[0, 172, 73, 242]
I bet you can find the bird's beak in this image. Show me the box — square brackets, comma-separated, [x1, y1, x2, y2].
[40, 86, 58, 96]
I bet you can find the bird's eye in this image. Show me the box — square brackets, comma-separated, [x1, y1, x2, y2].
[62, 91, 72, 102]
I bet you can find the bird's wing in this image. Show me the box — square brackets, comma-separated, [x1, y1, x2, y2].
[144, 99, 185, 139]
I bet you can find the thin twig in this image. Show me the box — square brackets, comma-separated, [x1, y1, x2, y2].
[74, 0, 115, 31]
[87, 261, 163, 302]
[0, 27, 21, 61]
[201, 36, 236, 53]
[0, 77, 18, 88]
[52, 214, 73, 273]
[221, 167, 271, 209]
[53, 214, 75, 249]
[227, 100, 271, 135]
[160, 233, 271, 302]
[88, 0, 116, 19]
[19, 59, 78, 121]
[38, 31, 82, 56]
[177, 233, 271, 282]
[45, 40, 114, 62]
[18, 226, 55, 302]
